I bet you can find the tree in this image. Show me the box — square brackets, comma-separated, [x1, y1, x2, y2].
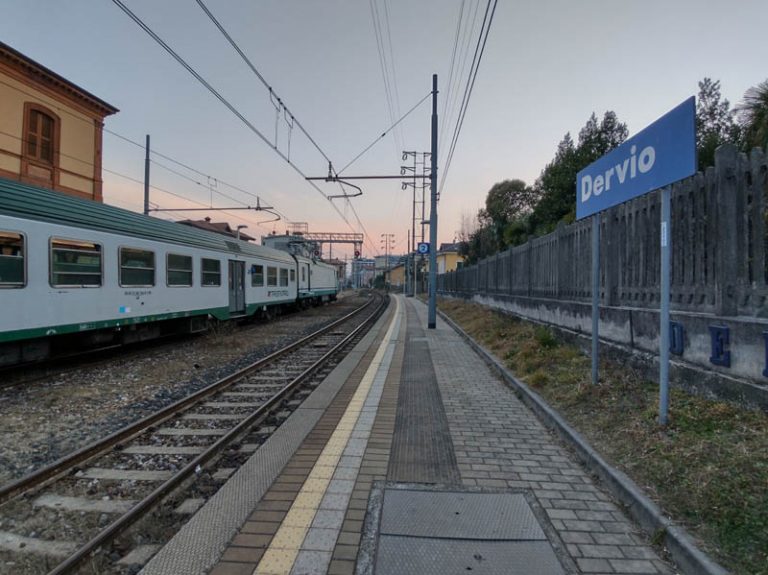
[463, 224, 497, 264]
[478, 179, 533, 247]
[529, 111, 628, 235]
[737, 79, 768, 151]
[696, 78, 741, 170]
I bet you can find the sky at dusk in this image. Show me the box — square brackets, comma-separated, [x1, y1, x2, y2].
[2, 0, 766, 260]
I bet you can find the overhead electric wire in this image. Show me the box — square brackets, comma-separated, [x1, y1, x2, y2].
[441, 0, 467, 123]
[104, 129, 288, 221]
[439, 0, 471, 154]
[440, 0, 482, 158]
[381, 0, 403, 152]
[194, 0, 334, 168]
[338, 91, 431, 175]
[369, 0, 400, 157]
[110, 0, 363, 241]
[197, 0, 381, 253]
[193, 0, 379, 254]
[440, 0, 498, 197]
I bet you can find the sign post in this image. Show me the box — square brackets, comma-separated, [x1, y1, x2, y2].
[659, 185, 671, 423]
[591, 214, 599, 386]
[576, 97, 695, 423]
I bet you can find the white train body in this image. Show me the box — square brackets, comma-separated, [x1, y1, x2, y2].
[0, 179, 339, 365]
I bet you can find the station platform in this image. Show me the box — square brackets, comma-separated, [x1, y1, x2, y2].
[140, 295, 676, 575]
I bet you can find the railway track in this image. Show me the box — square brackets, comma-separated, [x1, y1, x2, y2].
[0, 291, 387, 574]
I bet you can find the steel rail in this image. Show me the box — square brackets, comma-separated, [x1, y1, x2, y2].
[0, 296, 376, 504]
[47, 292, 387, 574]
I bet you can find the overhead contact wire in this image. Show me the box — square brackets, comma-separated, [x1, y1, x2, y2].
[110, 0, 362, 237]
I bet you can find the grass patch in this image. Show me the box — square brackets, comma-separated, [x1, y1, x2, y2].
[438, 297, 768, 575]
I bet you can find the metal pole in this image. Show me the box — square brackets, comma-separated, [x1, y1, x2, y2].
[659, 185, 671, 424]
[143, 134, 150, 216]
[412, 153, 417, 296]
[428, 74, 438, 329]
[591, 213, 600, 385]
[405, 229, 409, 295]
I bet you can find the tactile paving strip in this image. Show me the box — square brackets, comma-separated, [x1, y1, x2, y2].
[387, 300, 460, 485]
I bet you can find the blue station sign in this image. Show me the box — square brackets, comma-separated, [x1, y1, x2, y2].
[576, 97, 696, 220]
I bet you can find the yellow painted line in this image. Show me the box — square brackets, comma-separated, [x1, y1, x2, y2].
[254, 296, 401, 575]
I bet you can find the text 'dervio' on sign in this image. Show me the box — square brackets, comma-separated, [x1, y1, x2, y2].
[576, 97, 696, 220]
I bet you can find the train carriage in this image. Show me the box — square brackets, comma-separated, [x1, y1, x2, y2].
[0, 179, 338, 366]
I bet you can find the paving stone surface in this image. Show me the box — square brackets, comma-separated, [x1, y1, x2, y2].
[412, 300, 677, 575]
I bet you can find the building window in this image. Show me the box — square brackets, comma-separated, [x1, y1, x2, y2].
[0, 231, 25, 287]
[251, 264, 264, 287]
[202, 258, 221, 286]
[280, 268, 289, 287]
[28, 109, 55, 164]
[50, 238, 102, 287]
[120, 247, 155, 286]
[167, 253, 193, 286]
[267, 266, 277, 287]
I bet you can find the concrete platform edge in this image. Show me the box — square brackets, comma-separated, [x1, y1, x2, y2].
[437, 309, 729, 575]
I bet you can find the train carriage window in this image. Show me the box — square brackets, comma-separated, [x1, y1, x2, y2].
[267, 266, 277, 287]
[279, 268, 289, 287]
[120, 248, 155, 286]
[301, 267, 306, 282]
[167, 253, 193, 287]
[251, 264, 264, 287]
[202, 258, 221, 286]
[0, 232, 25, 287]
[290, 269, 295, 283]
[50, 238, 102, 287]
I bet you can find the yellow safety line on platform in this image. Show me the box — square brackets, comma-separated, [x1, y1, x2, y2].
[254, 296, 401, 575]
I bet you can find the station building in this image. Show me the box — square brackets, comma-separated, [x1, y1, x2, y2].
[0, 41, 118, 202]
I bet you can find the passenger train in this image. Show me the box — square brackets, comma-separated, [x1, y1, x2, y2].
[0, 178, 339, 367]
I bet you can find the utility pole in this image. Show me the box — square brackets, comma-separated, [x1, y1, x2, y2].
[401, 150, 430, 296]
[381, 233, 395, 291]
[143, 134, 150, 216]
[405, 229, 410, 295]
[428, 74, 438, 329]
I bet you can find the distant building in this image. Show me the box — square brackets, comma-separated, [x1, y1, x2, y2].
[179, 217, 255, 241]
[351, 257, 375, 288]
[434, 242, 465, 274]
[0, 41, 118, 201]
[388, 263, 406, 288]
[374, 254, 401, 273]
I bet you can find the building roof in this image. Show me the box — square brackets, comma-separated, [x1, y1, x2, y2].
[438, 242, 461, 253]
[178, 218, 256, 241]
[0, 41, 118, 117]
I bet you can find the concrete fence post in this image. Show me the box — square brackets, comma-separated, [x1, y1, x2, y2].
[714, 144, 740, 316]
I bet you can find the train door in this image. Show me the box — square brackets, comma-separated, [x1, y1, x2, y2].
[228, 260, 245, 315]
[301, 262, 310, 291]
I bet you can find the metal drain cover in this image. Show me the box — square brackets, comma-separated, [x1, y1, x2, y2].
[364, 487, 567, 575]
